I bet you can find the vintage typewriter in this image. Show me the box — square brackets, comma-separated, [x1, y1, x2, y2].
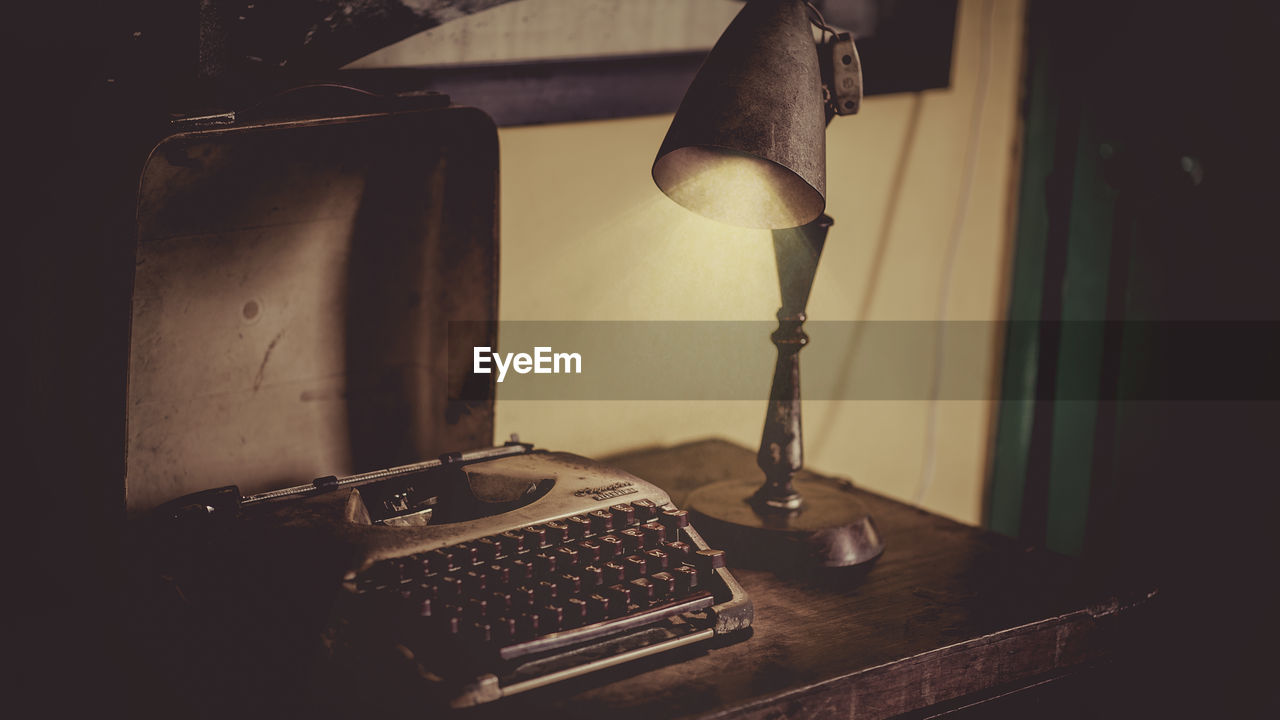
[119, 96, 748, 712]
[151, 439, 752, 709]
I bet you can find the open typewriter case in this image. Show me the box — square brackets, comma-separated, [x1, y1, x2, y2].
[124, 90, 504, 714]
[125, 88, 497, 513]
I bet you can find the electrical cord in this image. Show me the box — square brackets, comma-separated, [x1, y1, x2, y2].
[805, 2, 835, 40]
[913, 0, 997, 506]
[808, 91, 924, 457]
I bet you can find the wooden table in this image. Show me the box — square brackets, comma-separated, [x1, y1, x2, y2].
[468, 438, 1156, 719]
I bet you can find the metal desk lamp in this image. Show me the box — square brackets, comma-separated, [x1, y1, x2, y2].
[652, 0, 884, 568]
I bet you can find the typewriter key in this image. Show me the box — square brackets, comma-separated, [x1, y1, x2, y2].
[588, 510, 614, 534]
[577, 564, 603, 591]
[555, 545, 580, 570]
[610, 503, 636, 527]
[468, 621, 494, 643]
[490, 617, 516, 643]
[618, 528, 644, 553]
[639, 522, 666, 547]
[631, 498, 660, 522]
[508, 558, 534, 583]
[575, 539, 602, 564]
[474, 537, 501, 562]
[449, 543, 478, 566]
[694, 549, 726, 577]
[538, 605, 564, 633]
[438, 575, 463, 602]
[598, 535, 623, 560]
[531, 552, 557, 575]
[497, 531, 524, 555]
[565, 515, 591, 539]
[602, 561, 626, 585]
[585, 594, 612, 621]
[623, 555, 648, 580]
[436, 609, 463, 637]
[402, 555, 425, 577]
[415, 597, 435, 618]
[515, 613, 540, 640]
[464, 597, 489, 620]
[511, 586, 535, 611]
[489, 591, 512, 616]
[428, 548, 455, 573]
[604, 584, 633, 609]
[644, 549, 670, 573]
[522, 526, 547, 549]
[564, 597, 589, 627]
[534, 580, 558, 606]
[674, 566, 698, 594]
[461, 570, 486, 595]
[660, 509, 690, 540]
[555, 573, 581, 597]
[649, 571, 675, 600]
[629, 577, 656, 607]
[662, 540, 692, 563]
[543, 520, 569, 544]
[482, 563, 509, 586]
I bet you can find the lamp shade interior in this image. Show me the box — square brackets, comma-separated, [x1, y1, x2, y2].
[652, 145, 825, 230]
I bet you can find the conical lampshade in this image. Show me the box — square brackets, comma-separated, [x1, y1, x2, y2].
[653, 0, 826, 230]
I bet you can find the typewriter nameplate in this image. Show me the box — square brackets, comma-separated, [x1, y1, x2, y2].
[573, 481, 637, 502]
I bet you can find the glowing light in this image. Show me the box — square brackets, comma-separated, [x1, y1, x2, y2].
[652, 146, 824, 229]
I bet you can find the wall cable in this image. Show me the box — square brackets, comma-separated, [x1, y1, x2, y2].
[913, 0, 998, 506]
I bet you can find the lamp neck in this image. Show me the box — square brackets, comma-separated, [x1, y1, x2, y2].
[754, 214, 833, 511]
[773, 214, 832, 316]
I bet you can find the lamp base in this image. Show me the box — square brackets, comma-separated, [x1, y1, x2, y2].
[685, 477, 884, 570]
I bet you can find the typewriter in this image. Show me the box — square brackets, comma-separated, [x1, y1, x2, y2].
[151, 439, 752, 709]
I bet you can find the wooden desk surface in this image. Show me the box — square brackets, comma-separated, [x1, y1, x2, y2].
[470, 439, 1155, 719]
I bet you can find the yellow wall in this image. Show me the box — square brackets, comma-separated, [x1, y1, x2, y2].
[495, 0, 1026, 526]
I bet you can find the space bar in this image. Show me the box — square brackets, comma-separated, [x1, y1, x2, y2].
[498, 591, 715, 661]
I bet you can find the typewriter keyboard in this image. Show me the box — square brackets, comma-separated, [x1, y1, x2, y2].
[349, 499, 730, 663]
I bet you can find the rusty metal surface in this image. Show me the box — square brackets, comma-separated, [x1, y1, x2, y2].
[822, 31, 863, 116]
[755, 214, 830, 508]
[126, 104, 497, 513]
[653, 0, 828, 229]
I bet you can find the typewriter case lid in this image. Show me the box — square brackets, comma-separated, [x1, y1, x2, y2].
[125, 92, 497, 514]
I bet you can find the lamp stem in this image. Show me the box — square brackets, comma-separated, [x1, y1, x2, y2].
[686, 211, 883, 568]
[753, 214, 832, 512]
[754, 309, 808, 510]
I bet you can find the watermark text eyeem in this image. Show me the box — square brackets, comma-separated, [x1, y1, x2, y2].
[473, 346, 582, 383]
